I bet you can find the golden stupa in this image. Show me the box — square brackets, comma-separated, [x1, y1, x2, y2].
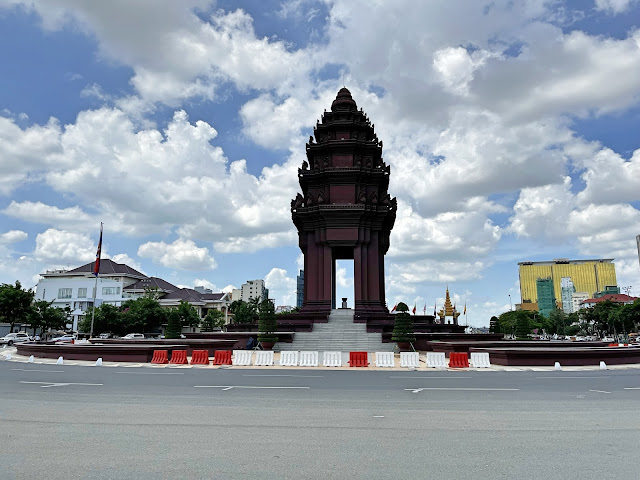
[437, 287, 460, 323]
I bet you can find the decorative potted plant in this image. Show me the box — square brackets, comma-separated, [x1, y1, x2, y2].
[257, 298, 278, 350]
[391, 302, 415, 350]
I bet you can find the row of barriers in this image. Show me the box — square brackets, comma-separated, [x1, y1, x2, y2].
[150, 349, 492, 368]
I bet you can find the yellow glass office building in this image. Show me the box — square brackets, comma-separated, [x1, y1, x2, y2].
[518, 259, 617, 305]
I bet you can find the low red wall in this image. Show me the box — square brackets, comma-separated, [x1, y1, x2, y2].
[16, 343, 187, 362]
[472, 346, 640, 366]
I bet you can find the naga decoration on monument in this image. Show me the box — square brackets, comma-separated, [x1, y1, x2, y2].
[291, 88, 397, 320]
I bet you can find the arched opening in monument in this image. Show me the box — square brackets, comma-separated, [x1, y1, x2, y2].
[334, 258, 354, 309]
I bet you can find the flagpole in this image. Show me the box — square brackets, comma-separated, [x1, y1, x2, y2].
[89, 223, 103, 339]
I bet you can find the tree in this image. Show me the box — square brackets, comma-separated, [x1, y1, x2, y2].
[257, 299, 278, 344]
[121, 295, 167, 334]
[0, 281, 35, 332]
[176, 300, 200, 329]
[489, 316, 500, 334]
[29, 300, 66, 336]
[515, 312, 530, 340]
[80, 303, 123, 336]
[391, 302, 415, 343]
[229, 300, 258, 324]
[201, 309, 225, 332]
[165, 309, 182, 338]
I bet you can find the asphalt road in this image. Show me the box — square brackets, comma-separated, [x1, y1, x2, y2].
[1, 361, 639, 479]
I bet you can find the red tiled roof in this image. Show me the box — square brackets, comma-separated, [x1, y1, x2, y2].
[582, 294, 638, 304]
[65, 259, 146, 278]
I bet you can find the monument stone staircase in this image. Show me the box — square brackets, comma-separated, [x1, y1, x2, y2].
[275, 309, 395, 352]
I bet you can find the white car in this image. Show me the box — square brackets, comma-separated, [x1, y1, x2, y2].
[53, 334, 76, 344]
[122, 333, 145, 339]
[0, 332, 32, 346]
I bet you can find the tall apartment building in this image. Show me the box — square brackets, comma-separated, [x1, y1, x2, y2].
[536, 278, 556, 318]
[560, 277, 575, 313]
[519, 259, 617, 314]
[296, 270, 304, 308]
[231, 279, 269, 303]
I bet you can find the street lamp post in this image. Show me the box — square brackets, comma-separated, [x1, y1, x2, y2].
[508, 294, 512, 311]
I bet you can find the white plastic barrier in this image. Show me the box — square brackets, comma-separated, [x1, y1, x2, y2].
[470, 352, 491, 368]
[95, 358, 103, 367]
[375, 352, 395, 367]
[426, 351, 446, 369]
[280, 351, 299, 366]
[554, 361, 562, 371]
[28, 355, 34, 363]
[254, 350, 274, 366]
[323, 351, 342, 367]
[599, 361, 607, 370]
[232, 350, 253, 366]
[56, 356, 64, 365]
[299, 351, 319, 367]
[400, 352, 420, 368]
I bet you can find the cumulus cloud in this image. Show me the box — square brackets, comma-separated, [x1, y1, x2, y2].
[0, 230, 28, 244]
[138, 238, 216, 271]
[594, 0, 637, 14]
[264, 267, 296, 305]
[34, 228, 98, 264]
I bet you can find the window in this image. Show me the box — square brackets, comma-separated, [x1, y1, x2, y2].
[77, 288, 87, 298]
[102, 287, 120, 295]
[58, 288, 72, 299]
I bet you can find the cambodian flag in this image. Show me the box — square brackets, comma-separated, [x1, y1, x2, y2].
[93, 223, 103, 277]
[391, 304, 397, 313]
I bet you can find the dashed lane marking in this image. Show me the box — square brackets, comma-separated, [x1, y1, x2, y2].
[406, 387, 520, 393]
[589, 389, 611, 394]
[12, 368, 64, 373]
[20, 381, 103, 388]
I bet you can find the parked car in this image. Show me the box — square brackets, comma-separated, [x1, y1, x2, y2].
[122, 333, 145, 339]
[0, 332, 32, 346]
[98, 332, 114, 339]
[53, 334, 76, 344]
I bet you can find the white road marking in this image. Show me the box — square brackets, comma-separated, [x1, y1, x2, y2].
[12, 368, 64, 373]
[623, 387, 640, 390]
[406, 387, 519, 393]
[20, 381, 103, 388]
[193, 385, 310, 390]
[589, 389, 611, 394]
[373, 415, 385, 418]
[535, 376, 610, 379]
[115, 371, 184, 375]
[242, 374, 324, 378]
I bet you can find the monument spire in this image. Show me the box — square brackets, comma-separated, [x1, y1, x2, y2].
[291, 87, 397, 321]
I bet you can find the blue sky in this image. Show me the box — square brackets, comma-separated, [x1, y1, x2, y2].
[1, 0, 639, 326]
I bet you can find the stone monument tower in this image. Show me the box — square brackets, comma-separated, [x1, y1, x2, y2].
[291, 88, 397, 320]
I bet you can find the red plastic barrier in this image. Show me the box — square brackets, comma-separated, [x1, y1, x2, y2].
[212, 350, 232, 365]
[449, 352, 469, 368]
[169, 350, 188, 365]
[348, 351, 369, 367]
[608, 343, 618, 347]
[151, 350, 169, 364]
[190, 349, 210, 365]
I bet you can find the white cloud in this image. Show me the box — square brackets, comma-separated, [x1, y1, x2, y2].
[264, 267, 296, 305]
[3, 201, 92, 227]
[110, 253, 145, 274]
[594, 0, 637, 14]
[138, 238, 216, 271]
[34, 228, 98, 264]
[0, 230, 28, 244]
